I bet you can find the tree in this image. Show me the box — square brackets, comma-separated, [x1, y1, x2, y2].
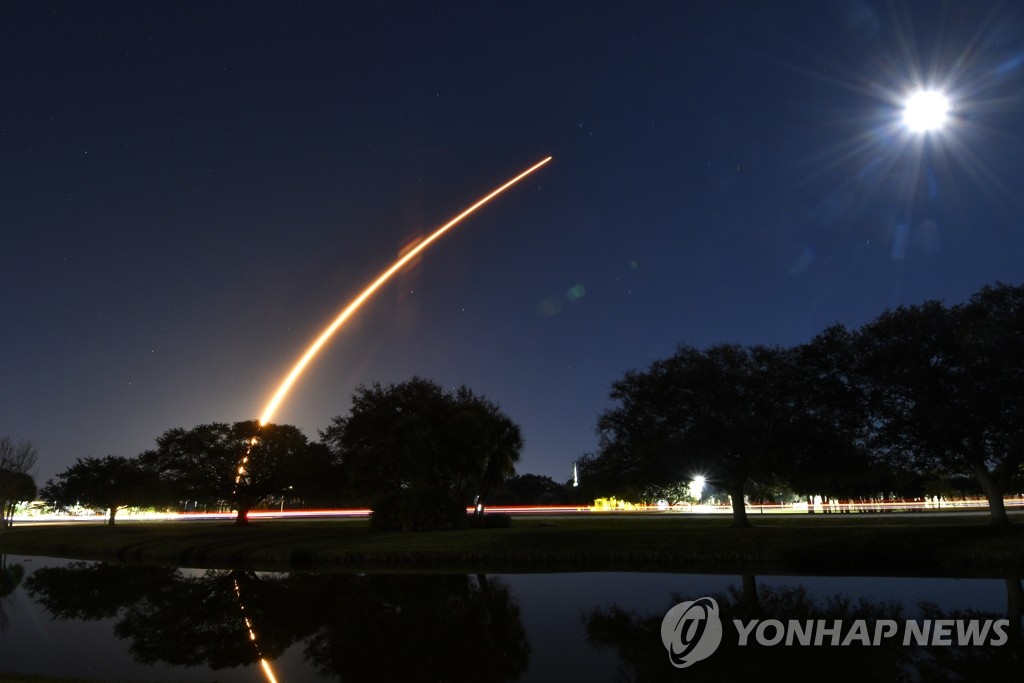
[595, 344, 817, 527]
[856, 283, 1024, 525]
[147, 421, 314, 525]
[0, 436, 38, 530]
[320, 377, 522, 531]
[0, 470, 35, 529]
[787, 325, 882, 501]
[40, 455, 159, 525]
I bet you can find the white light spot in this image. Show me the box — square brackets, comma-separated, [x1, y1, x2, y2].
[903, 90, 950, 132]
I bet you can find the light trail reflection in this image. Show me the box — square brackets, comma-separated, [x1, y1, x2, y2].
[234, 577, 281, 683]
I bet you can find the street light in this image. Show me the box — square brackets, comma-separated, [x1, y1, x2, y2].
[688, 475, 706, 502]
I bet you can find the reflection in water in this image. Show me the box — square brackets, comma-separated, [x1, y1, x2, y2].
[583, 574, 1024, 682]
[24, 562, 530, 682]
[233, 577, 280, 683]
[26, 563, 301, 669]
[13, 562, 1023, 682]
[0, 555, 25, 632]
[302, 573, 530, 681]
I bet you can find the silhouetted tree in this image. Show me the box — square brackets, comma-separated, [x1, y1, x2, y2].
[856, 283, 1024, 525]
[0, 436, 38, 529]
[595, 344, 813, 527]
[0, 470, 35, 529]
[321, 377, 522, 531]
[147, 420, 315, 525]
[40, 455, 158, 525]
[284, 440, 343, 508]
[787, 325, 880, 499]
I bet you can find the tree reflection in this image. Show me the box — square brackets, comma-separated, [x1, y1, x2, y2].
[301, 573, 529, 682]
[25, 561, 176, 620]
[24, 562, 529, 681]
[0, 555, 25, 632]
[25, 563, 303, 669]
[115, 569, 308, 669]
[911, 576, 1024, 682]
[583, 574, 1023, 683]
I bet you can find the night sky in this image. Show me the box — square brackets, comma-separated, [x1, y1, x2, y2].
[4, 1, 1024, 486]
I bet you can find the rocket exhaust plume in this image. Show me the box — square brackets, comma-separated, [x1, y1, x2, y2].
[258, 156, 552, 425]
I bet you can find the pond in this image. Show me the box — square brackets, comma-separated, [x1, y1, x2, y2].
[0, 555, 1020, 682]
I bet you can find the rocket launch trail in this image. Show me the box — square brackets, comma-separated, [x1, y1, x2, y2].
[258, 156, 552, 425]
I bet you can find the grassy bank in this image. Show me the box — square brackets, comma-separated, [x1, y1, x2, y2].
[2, 513, 1023, 577]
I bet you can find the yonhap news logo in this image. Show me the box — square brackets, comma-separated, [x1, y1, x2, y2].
[660, 597, 1009, 669]
[660, 597, 724, 667]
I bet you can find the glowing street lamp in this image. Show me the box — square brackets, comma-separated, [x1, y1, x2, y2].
[688, 475, 706, 502]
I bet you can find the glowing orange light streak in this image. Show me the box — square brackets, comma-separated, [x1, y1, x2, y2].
[259, 659, 280, 683]
[258, 156, 552, 425]
[235, 578, 282, 683]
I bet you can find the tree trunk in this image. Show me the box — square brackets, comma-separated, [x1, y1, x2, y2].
[735, 575, 764, 620]
[107, 507, 117, 526]
[969, 463, 1010, 526]
[234, 503, 250, 526]
[728, 483, 751, 528]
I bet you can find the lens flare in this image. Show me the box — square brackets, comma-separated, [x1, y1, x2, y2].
[259, 156, 552, 425]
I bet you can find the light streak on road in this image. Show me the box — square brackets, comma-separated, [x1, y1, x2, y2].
[14, 497, 1024, 526]
[258, 156, 553, 425]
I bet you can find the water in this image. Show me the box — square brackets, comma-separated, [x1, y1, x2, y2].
[1, 555, 1020, 682]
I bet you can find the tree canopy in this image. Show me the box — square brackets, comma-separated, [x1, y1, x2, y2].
[320, 377, 522, 531]
[147, 420, 315, 525]
[594, 343, 823, 527]
[0, 436, 38, 530]
[856, 282, 1024, 525]
[41, 455, 158, 525]
[0, 470, 35, 530]
[586, 281, 1024, 527]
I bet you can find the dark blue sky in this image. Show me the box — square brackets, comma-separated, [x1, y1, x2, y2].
[4, 1, 1023, 485]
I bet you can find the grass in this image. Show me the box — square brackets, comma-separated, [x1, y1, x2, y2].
[2, 512, 1023, 577]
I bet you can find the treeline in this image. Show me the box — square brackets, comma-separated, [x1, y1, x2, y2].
[579, 282, 1024, 527]
[25, 378, 529, 531]
[3, 281, 1022, 532]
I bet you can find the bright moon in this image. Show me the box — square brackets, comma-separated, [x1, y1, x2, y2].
[903, 90, 950, 132]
